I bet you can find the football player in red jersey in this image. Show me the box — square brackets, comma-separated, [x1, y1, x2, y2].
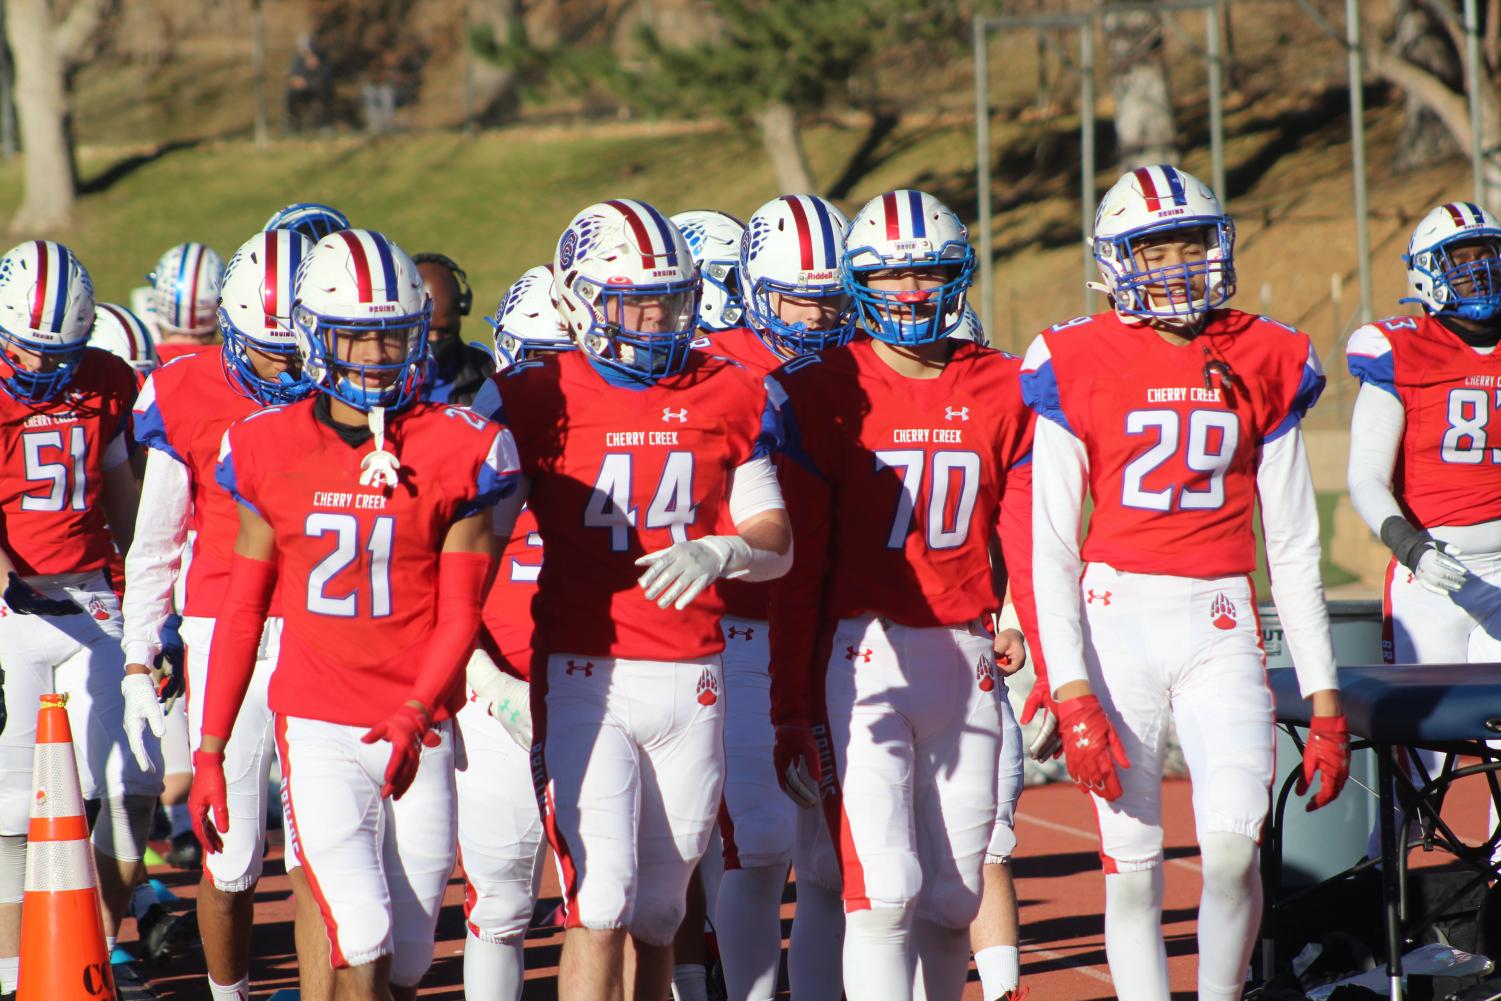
[698, 193, 857, 1001]
[487, 199, 790, 1001]
[0, 241, 165, 994]
[191, 229, 520, 1001]
[1021, 165, 1347, 1001]
[143, 242, 225, 364]
[1346, 201, 1501, 849]
[767, 189, 1033, 1001]
[462, 266, 573, 1001]
[121, 229, 333, 1001]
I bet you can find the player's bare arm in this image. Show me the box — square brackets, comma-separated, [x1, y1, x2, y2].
[102, 458, 140, 561]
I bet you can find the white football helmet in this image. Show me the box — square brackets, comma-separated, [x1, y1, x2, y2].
[486, 266, 573, 371]
[948, 304, 985, 344]
[0, 241, 97, 402]
[741, 194, 855, 356]
[220, 230, 316, 404]
[149, 242, 225, 337]
[90, 303, 158, 377]
[1403, 201, 1501, 322]
[1091, 164, 1235, 324]
[843, 189, 975, 344]
[262, 202, 351, 244]
[292, 229, 431, 411]
[671, 209, 746, 331]
[554, 199, 700, 379]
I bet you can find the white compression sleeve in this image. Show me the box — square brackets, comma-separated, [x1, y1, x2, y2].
[727, 455, 785, 524]
[490, 476, 530, 543]
[1346, 381, 1407, 535]
[1258, 426, 1338, 696]
[120, 449, 191, 666]
[1030, 416, 1091, 693]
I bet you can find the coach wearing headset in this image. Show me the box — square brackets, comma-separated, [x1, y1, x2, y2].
[416, 252, 497, 406]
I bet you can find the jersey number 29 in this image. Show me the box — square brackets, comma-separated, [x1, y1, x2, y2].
[1121, 409, 1239, 511]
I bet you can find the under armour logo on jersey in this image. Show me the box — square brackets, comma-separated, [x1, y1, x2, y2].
[845, 646, 873, 663]
[726, 625, 756, 641]
[663, 408, 688, 423]
[945, 406, 970, 422]
[1086, 589, 1112, 606]
[565, 659, 594, 677]
[1210, 593, 1237, 630]
[975, 655, 995, 693]
[696, 667, 720, 706]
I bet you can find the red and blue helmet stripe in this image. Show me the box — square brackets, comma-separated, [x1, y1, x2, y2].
[606, 198, 680, 270]
[1132, 164, 1190, 213]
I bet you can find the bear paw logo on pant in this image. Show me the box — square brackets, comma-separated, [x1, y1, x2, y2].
[1210, 592, 1237, 630]
[975, 655, 995, 693]
[696, 667, 719, 706]
[87, 596, 109, 621]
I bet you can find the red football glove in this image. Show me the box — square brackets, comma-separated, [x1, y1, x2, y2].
[1295, 714, 1350, 811]
[1057, 695, 1130, 801]
[188, 749, 229, 854]
[774, 723, 821, 809]
[362, 704, 442, 800]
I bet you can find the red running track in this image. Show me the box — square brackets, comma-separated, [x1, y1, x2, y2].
[123, 774, 1493, 999]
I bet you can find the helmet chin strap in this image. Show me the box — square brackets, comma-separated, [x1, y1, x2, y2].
[358, 406, 401, 488]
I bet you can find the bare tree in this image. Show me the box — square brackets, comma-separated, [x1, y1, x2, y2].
[5, 0, 115, 232]
[1103, 6, 1179, 169]
[1390, 0, 1463, 169]
[467, 0, 524, 124]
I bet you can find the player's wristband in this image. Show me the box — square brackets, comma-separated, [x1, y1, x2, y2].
[1379, 515, 1433, 572]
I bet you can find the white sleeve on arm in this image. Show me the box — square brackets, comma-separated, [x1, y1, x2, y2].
[1346, 381, 1408, 534]
[1259, 426, 1338, 696]
[1031, 416, 1091, 693]
[120, 449, 191, 666]
[724, 455, 791, 582]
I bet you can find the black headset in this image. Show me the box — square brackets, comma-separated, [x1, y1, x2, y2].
[414, 252, 473, 316]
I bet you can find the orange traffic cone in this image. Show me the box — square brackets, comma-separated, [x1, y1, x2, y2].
[17, 694, 115, 1001]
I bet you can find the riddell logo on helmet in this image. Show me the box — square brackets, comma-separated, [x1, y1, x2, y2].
[1210, 593, 1237, 630]
[802, 270, 836, 281]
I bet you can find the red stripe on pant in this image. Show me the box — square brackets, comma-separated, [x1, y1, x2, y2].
[529, 655, 583, 930]
[717, 796, 742, 871]
[812, 708, 869, 911]
[460, 847, 482, 939]
[274, 714, 349, 968]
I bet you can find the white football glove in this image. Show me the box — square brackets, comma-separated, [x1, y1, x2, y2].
[121, 673, 165, 773]
[634, 536, 745, 611]
[1027, 708, 1062, 761]
[1415, 542, 1467, 595]
[467, 649, 532, 750]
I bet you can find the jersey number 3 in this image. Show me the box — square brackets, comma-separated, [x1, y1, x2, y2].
[1121, 409, 1239, 511]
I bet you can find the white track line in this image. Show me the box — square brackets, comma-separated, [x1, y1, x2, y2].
[1022, 944, 1116, 985]
[1016, 810, 1203, 873]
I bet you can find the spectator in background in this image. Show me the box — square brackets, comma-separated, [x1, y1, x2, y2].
[286, 34, 331, 133]
[416, 253, 495, 406]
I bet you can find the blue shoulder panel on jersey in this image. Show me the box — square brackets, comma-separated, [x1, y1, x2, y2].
[470, 378, 504, 422]
[131, 399, 185, 463]
[1008, 451, 1033, 471]
[455, 448, 519, 521]
[213, 446, 262, 518]
[1346, 349, 1397, 396]
[1018, 360, 1075, 436]
[1264, 362, 1327, 444]
[751, 394, 784, 462]
[765, 376, 828, 482]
